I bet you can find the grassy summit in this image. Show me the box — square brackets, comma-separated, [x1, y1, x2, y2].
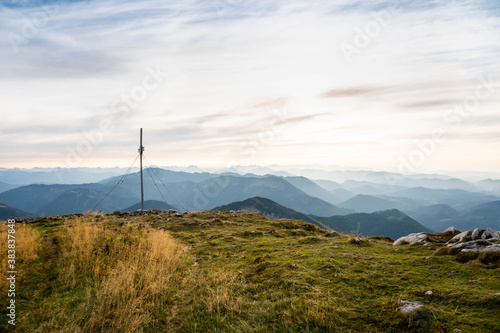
[1, 211, 499, 332]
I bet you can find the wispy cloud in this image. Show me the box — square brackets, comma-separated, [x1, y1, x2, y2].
[1, 0, 499, 172]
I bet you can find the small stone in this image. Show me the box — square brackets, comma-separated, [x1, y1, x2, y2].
[352, 237, 363, 244]
[290, 263, 298, 268]
[453, 329, 462, 332]
[398, 300, 423, 315]
[425, 257, 431, 260]
[425, 290, 433, 296]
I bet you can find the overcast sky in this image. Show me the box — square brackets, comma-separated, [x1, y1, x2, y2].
[1, 0, 499, 174]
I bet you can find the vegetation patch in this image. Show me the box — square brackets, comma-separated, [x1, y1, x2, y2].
[1, 211, 498, 332]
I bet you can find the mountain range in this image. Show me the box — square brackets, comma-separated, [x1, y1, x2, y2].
[214, 196, 430, 239]
[0, 166, 499, 233]
[0, 202, 34, 220]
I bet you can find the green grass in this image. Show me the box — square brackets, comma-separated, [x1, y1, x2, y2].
[1, 211, 499, 332]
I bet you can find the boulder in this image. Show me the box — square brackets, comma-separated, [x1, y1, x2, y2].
[448, 230, 471, 243]
[462, 244, 500, 253]
[444, 226, 458, 234]
[393, 233, 428, 246]
[398, 300, 423, 315]
[481, 228, 500, 241]
[471, 228, 485, 240]
[447, 240, 500, 252]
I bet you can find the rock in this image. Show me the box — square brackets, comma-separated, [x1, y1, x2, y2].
[290, 263, 298, 269]
[448, 230, 471, 243]
[327, 230, 340, 238]
[471, 228, 485, 240]
[398, 300, 423, 315]
[462, 244, 500, 253]
[353, 237, 363, 244]
[425, 290, 433, 296]
[446, 240, 500, 252]
[393, 233, 428, 246]
[444, 226, 458, 234]
[453, 329, 462, 333]
[481, 228, 500, 240]
[447, 239, 500, 252]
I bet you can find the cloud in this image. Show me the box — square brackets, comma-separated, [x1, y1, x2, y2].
[1, 0, 499, 171]
[318, 87, 380, 99]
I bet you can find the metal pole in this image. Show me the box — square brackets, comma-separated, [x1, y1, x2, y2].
[139, 128, 144, 211]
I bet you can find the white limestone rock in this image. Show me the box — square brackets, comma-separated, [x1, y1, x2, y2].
[472, 228, 485, 240]
[444, 226, 458, 234]
[448, 230, 471, 243]
[393, 233, 428, 246]
[481, 228, 500, 241]
[398, 300, 424, 315]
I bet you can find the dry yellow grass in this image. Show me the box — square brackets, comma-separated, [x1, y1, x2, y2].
[0, 222, 42, 295]
[43, 217, 189, 332]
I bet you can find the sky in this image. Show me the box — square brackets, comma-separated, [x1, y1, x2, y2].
[1, 0, 500, 174]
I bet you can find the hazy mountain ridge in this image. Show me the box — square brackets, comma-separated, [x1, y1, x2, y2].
[337, 194, 421, 213]
[1, 167, 499, 233]
[122, 200, 178, 212]
[213, 196, 430, 239]
[213, 197, 324, 226]
[0, 202, 34, 219]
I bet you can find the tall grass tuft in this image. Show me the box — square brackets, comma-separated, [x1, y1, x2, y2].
[0, 223, 42, 295]
[37, 217, 189, 332]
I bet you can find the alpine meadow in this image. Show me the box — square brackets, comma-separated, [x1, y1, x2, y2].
[1, 0, 500, 332]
